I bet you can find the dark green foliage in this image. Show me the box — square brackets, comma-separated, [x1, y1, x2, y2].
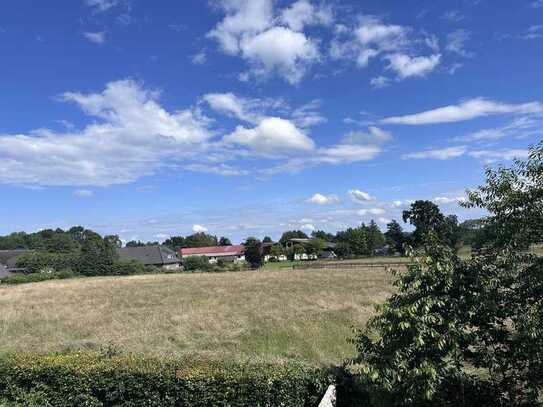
[384, 220, 407, 255]
[279, 230, 308, 246]
[403, 201, 462, 250]
[110, 260, 156, 276]
[125, 240, 159, 247]
[183, 256, 212, 272]
[311, 230, 336, 242]
[335, 223, 385, 257]
[16, 252, 78, 274]
[163, 236, 187, 251]
[262, 236, 273, 243]
[184, 232, 219, 248]
[353, 143, 543, 406]
[0, 269, 77, 285]
[219, 236, 232, 246]
[244, 237, 263, 269]
[0, 353, 333, 407]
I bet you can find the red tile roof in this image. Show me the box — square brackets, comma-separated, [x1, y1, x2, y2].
[179, 245, 245, 257]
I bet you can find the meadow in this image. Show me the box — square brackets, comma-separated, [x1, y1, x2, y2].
[0, 266, 394, 366]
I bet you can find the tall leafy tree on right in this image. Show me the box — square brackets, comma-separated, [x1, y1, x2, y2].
[352, 142, 543, 406]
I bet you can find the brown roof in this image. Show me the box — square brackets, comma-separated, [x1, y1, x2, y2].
[179, 245, 245, 257]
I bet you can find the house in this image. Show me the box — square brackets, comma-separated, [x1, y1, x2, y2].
[117, 246, 181, 270]
[179, 245, 245, 264]
[0, 249, 30, 275]
[286, 238, 337, 260]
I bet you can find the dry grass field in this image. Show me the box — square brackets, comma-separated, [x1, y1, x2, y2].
[0, 268, 394, 366]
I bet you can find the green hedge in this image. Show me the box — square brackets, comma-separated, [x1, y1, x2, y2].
[0, 269, 77, 285]
[0, 353, 333, 406]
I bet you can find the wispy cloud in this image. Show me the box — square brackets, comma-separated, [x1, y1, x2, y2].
[83, 31, 106, 44]
[74, 189, 94, 198]
[402, 146, 467, 160]
[382, 98, 543, 125]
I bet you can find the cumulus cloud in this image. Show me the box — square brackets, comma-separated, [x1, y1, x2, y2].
[330, 15, 441, 82]
[385, 53, 441, 79]
[223, 117, 315, 155]
[192, 224, 208, 233]
[0, 80, 213, 186]
[203, 92, 257, 123]
[382, 98, 543, 125]
[348, 189, 374, 203]
[306, 193, 340, 205]
[402, 146, 467, 160]
[280, 0, 333, 31]
[207, 0, 319, 84]
[83, 31, 106, 44]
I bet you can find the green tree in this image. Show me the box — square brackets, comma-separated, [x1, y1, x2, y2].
[402, 200, 445, 247]
[163, 236, 186, 251]
[219, 236, 232, 246]
[184, 233, 218, 248]
[244, 237, 263, 269]
[311, 230, 335, 242]
[367, 220, 385, 254]
[384, 220, 406, 255]
[279, 230, 308, 246]
[262, 236, 273, 243]
[336, 226, 369, 256]
[353, 142, 543, 406]
[269, 244, 284, 258]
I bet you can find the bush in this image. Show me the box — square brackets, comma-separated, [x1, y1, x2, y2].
[183, 256, 212, 272]
[109, 260, 155, 276]
[16, 252, 77, 274]
[0, 353, 333, 407]
[0, 269, 77, 285]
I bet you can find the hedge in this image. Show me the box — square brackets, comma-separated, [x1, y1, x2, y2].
[0, 353, 334, 407]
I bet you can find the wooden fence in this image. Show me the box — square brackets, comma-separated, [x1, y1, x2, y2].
[292, 261, 413, 270]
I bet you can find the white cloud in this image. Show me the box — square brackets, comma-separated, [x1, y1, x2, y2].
[385, 53, 441, 79]
[0, 80, 213, 186]
[341, 127, 392, 144]
[468, 149, 529, 163]
[203, 92, 256, 122]
[191, 51, 207, 65]
[307, 193, 340, 205]
[192, 224, 208, 233]
[83, 31, 106, 44]
[85, 0, 119, 12]
[348, 189, 374, 203]
[280, 0, 333, 31]
[382, 98, 543, 125]
[441, 10, 465, 23]
[446, 29, 474, 57]
[301, 223, 316, 232]
[433, 196, 466, 205]
[207, 0, 319, 84]
[330, 15, 441, 82]
[370, 76, 391, 89]
[74, 189, 94, 197]
[184, 163, 249, 176]
[530, 0, 543, 8]
[402, 146, 467, 160]
[224, 117, 315, 155]
[455, 116, 541, 142]
[291, 99, 326, 128]
[520, 25, 543, 40]
[377, 217, 392, 224]
[358, 207, 386, 216]
[240, 26, 319, 84]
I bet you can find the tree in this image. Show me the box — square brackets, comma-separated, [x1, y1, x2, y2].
[184, 233, 218, 248]
[367, 220, 385, 255]
[306, 238, 324, 256]
[279, 230, 308, 246]
[262, 236, 273, 243]
[353, 142, 543, 406]
[286, 244, 305, 261]
[311, 230, 335, 242]
[164, 236, 186, 251]
[244, 237, 263, 269]
[219, 236, 232, 246]
[336, 226, 369, 256]
[402, 200, 445, 247]
[384, 220, 406, 255]
[269, 244, 284, 258]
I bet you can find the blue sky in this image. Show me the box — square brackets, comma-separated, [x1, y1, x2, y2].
[1, 0, 542, 243]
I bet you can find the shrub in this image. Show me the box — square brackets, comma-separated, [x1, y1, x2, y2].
[16, 252, 77, 274]
[109, 259, 154, 276]
[0, 353, 333, 407]
[0, 269, 77, 285]
[183, 256, 212, 272]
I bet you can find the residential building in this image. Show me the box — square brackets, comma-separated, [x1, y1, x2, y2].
[117, 246, 181, 270]
[179, 245, 245, 264]
[0, 249, 30, 275]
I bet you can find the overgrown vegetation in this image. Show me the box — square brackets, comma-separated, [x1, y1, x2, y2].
[352, 142, 543, 406]
[0, 353, 333, 407]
